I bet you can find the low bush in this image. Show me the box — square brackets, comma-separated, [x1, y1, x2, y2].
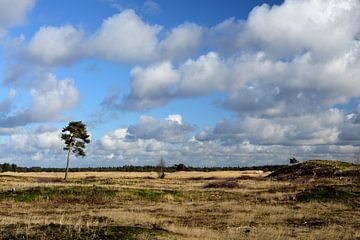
[296, 185, 360, 204]
[203, 180, 240, 189]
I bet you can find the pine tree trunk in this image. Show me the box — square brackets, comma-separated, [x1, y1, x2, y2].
[64, 142, 72, 180]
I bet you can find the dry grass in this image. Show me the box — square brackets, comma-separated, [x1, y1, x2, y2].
[0, 171, 358, 239]
[0, 170, 269, 179]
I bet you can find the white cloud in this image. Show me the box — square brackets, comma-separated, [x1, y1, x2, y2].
[22, 9, 205, 67]
[0, 73, 80, 127]
[242, 0, 360, 59]
[166, 114, 182, 124]
[97, 127, 172, 164]
[122, 52, 229, 109]
[23, 10, 163, 65]
[25, 25, 85, 66]
[122, 0, 360, 115]
[158, 23, 204, 61]
[0, 0, 35, 36]
[207, 0, 360, 59]
[6, 126, 61, 153]
[90, 9, 162, 62]
[196, 109, 344, 146]
[178, 52, 229, 95]
[3, 0, 360, 166]
[29, 73, 80, 121]
[127, 115, 194, 144]
[123, 61, 180, 109]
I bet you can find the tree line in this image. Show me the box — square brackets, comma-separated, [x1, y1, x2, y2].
[0, 162, 285, 173]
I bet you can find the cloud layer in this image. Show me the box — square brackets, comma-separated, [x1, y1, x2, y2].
[1, 0, 360, 167]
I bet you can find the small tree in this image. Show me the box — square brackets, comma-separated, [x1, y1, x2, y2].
[289, 157, 299, 164]
[61, 121, 90, 180]
[156, 157, 166, 179]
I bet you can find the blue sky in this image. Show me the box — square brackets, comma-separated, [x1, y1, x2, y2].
[1, 0, 360, 168]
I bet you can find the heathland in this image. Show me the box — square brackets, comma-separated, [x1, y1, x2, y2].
[0, 160, 358, 239]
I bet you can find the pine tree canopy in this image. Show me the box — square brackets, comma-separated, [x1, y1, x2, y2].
[61, 121, 90, 157]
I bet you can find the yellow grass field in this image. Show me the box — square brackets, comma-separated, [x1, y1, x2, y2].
[0, 170, 358, 239]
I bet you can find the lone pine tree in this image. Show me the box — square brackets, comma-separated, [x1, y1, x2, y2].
[61, 121, 90, 180]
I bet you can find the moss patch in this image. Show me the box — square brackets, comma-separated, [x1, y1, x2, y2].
[0, 186, 117, 203]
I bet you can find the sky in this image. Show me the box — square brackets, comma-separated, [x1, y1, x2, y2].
[0, 0, 360, 168]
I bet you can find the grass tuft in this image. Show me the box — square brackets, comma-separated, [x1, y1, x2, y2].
[132, 189, 181, 201]
[203, 180, 241, 189]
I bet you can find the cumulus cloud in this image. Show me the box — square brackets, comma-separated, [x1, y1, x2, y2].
[22, 10, 162, 65]
[242, 0, 360, 59]
[22, 9, 205, 66]
[93, 114, 195, 164]
[121, 0, 360, 118]
[0, 125, 70, 167]
[95, 119, 358, 167]
[122, 52, 229, 109]
[1, 112, 358, 167]
[99, 114, 193, 148]
[196, 109, 344, 146]
[3, 0, 360, 167]
[0, 0, 35, 36]
[98, 127, 172, 162]
[2, 126, 61, 156]
[158, 23, 204, 61]
[122, 61, 180, 109]
[25, 25, 85, 66]
[127, 115, 194, 143]
[90, 9, 162, 62]
[207, 0, 360, 58]
[0, 73, 80, 127]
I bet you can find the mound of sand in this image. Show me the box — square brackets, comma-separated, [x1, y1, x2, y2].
[268, 160, 359, 180]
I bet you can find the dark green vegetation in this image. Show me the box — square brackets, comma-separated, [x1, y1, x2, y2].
[0, 162, 285, 173]
[61, 121, 91, 180]
[0, 186, 117, 203]
[296, 185, 360, 206]
[0, 223, 171, 240]
[203, 180, 240, 188]
[268, 160, 359, 180]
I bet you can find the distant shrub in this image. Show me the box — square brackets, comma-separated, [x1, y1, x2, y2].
[289, 158, 299, 164]
[296, 185, 360, 203]
[156, 158, 166, 179]
[203, 180, 240, 189]
[36, 177, 64, 183]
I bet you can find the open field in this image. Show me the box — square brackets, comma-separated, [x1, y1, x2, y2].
[0, 167, 359, 239]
